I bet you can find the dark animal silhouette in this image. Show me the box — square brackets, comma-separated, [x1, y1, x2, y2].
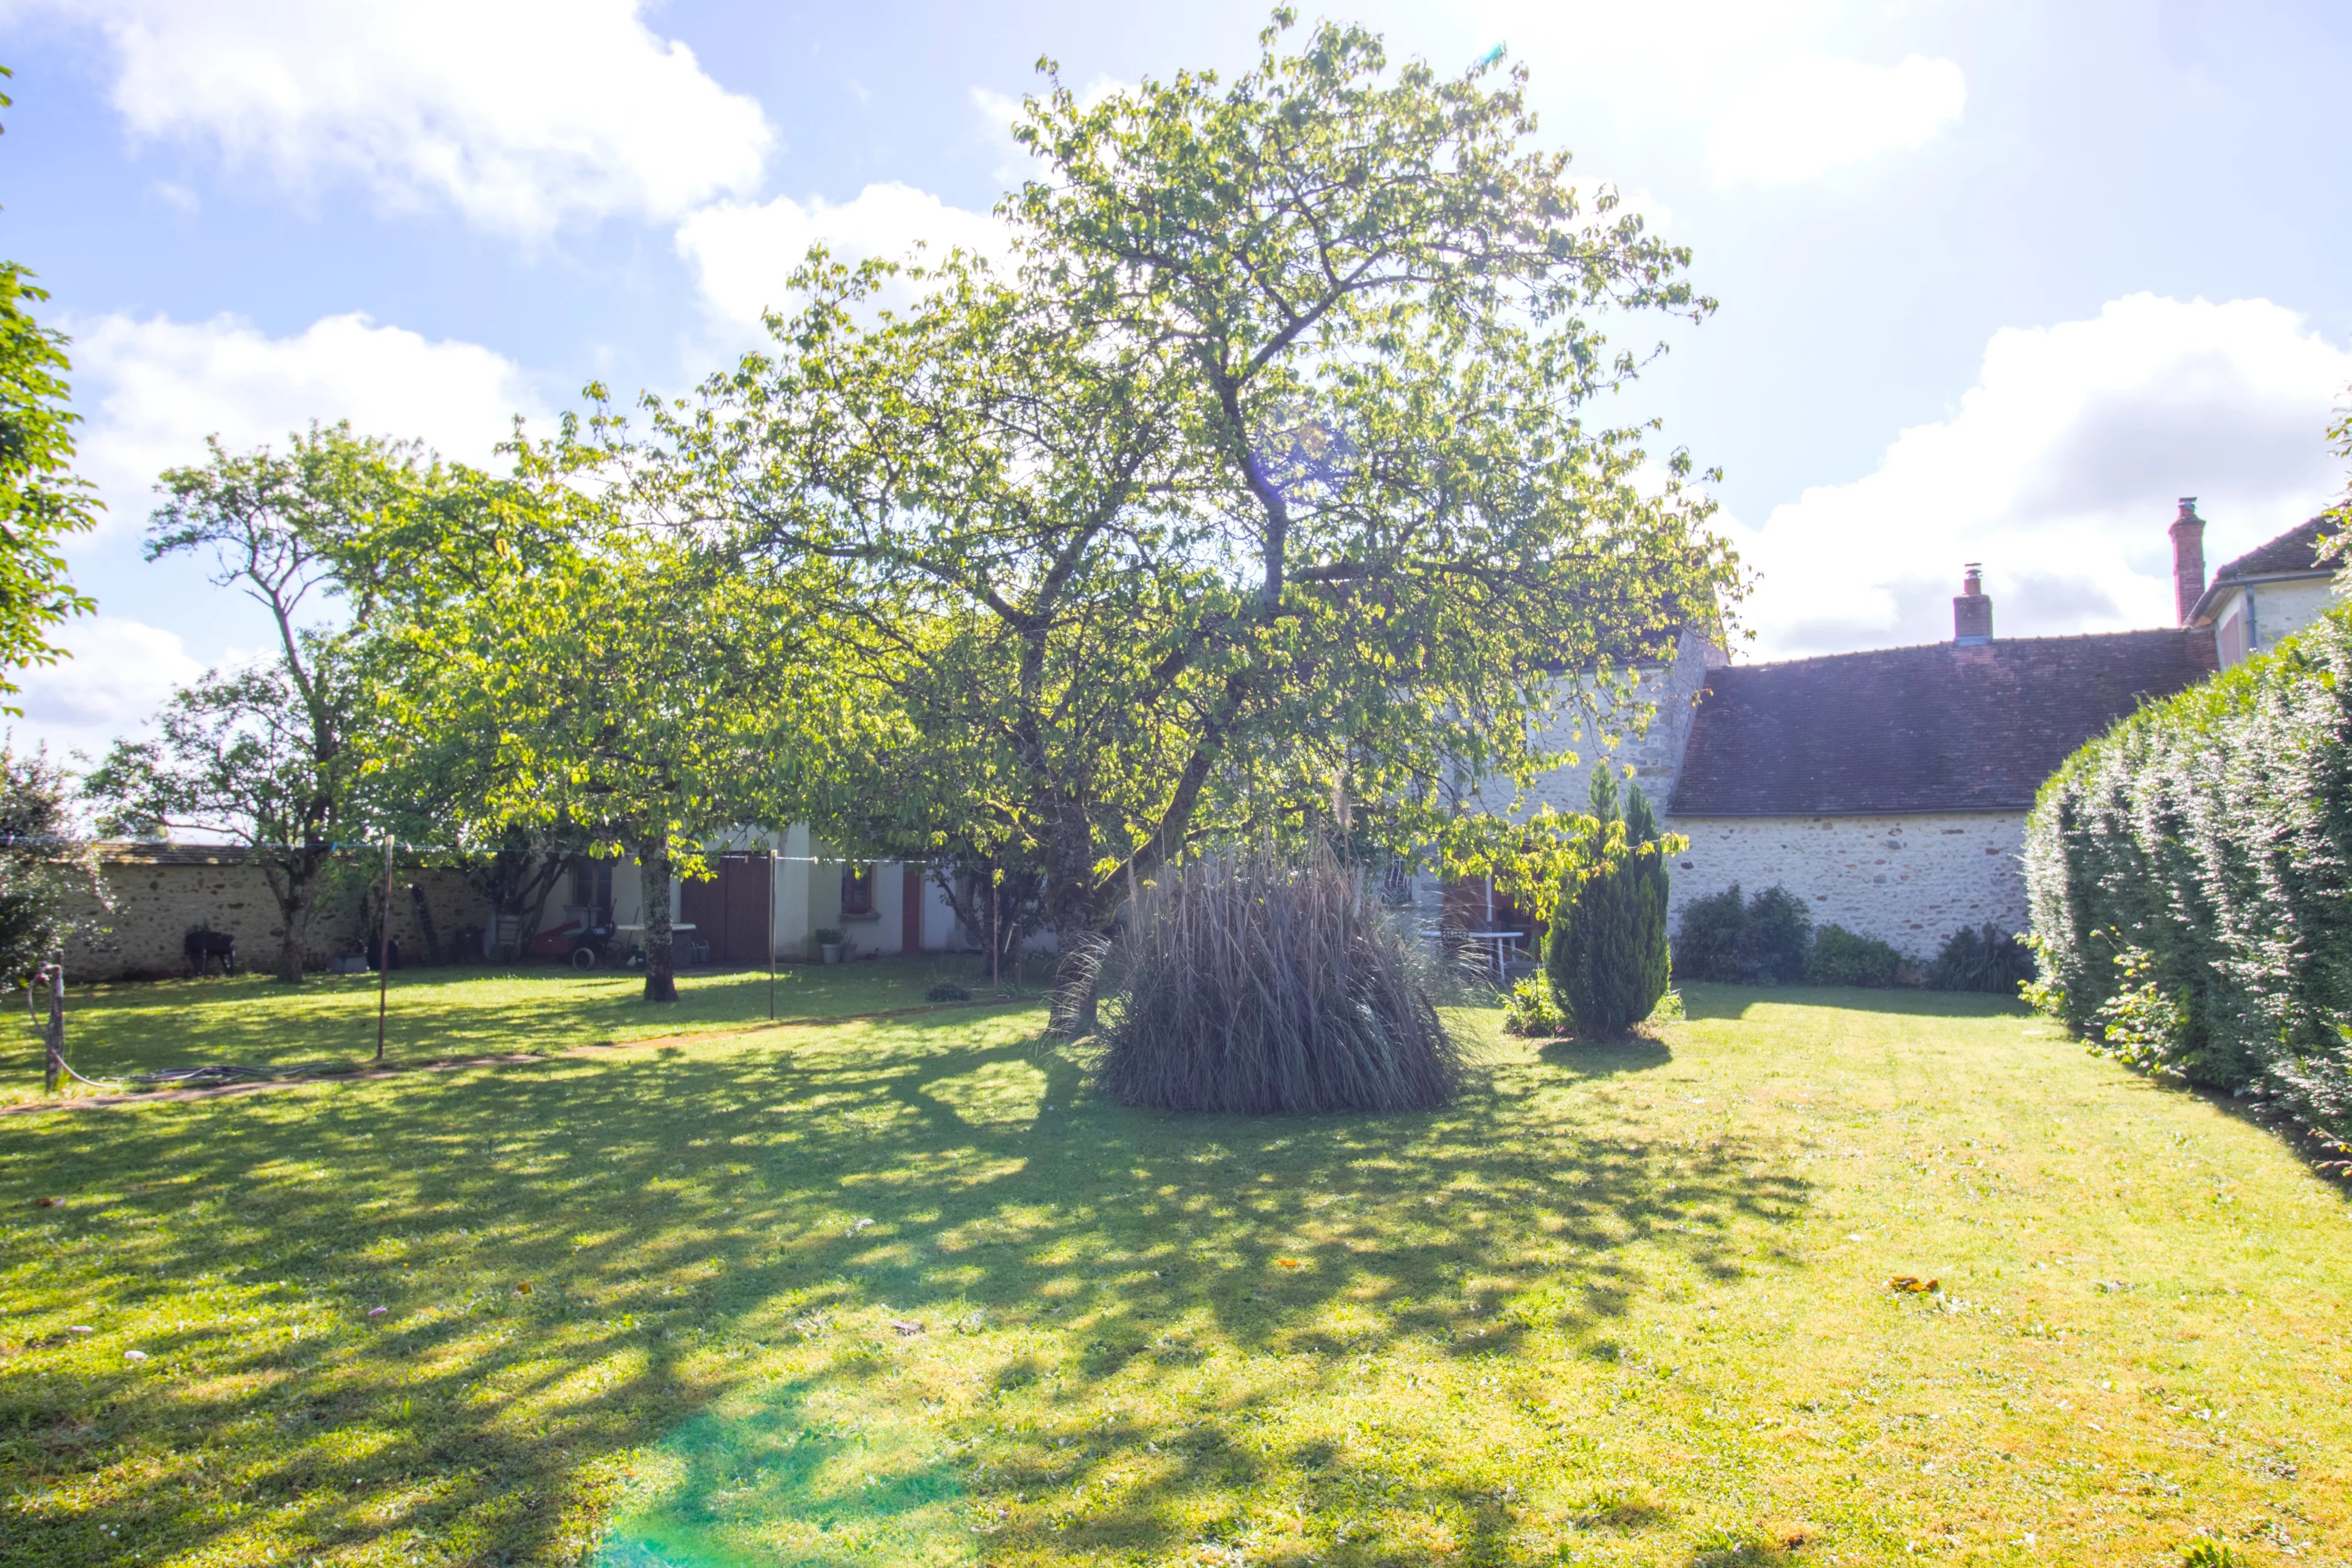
[183, 928, 237, 977]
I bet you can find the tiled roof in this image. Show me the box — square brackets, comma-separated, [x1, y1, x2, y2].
[2211, 515, 2341, 583]
[1668, 629, 2218, 816]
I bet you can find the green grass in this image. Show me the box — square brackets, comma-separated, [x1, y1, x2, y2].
[5, 955, 1016, 1106]
[1, 981, 2347, 1566]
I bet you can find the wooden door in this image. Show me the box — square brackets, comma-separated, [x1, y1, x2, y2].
[679, 874, 724, 964]
[721, 855, 771, 965]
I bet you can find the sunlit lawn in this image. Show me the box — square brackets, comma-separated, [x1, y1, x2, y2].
[2, 981, 2347, 1566]
[3, 955, 1015, 1106]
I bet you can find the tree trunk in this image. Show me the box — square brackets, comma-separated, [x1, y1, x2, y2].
[276, 877, 314, 985]
[641, 834, 677, 1003]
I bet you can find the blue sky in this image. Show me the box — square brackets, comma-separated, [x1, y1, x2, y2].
[2, 0, 2347, 761]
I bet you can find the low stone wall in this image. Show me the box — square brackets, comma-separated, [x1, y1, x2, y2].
[1664, 811, 2028, 962]
[59, 846, 498, 981]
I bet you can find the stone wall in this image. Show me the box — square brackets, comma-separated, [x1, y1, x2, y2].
[59, 846, 500, 980]
[1661, 811, 2028, 961]
[1511, 628, 1720, 819]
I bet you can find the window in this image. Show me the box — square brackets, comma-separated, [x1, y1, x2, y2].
[841, 865, 876, 918]
[573, 858, 614, 915]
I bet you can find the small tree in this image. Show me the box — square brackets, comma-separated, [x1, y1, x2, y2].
[0, 741, 106, 987]
[1545, 769, 1671, 1036]
[84, 425, 448, 982]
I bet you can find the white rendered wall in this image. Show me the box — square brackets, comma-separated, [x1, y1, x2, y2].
[1662, 811, 2029, 961]
[2250, 578, 2336, 656]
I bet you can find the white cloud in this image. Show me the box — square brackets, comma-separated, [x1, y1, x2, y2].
[67, 311, 545, 529]
[18, 0, 773, 238]
[1724, 294, 2352, 659]
[675, 183, 1010, 327]
[6, 617, 202, 765]
[1706, 54, 1965, 184]
[1464, 0, 1964, 185]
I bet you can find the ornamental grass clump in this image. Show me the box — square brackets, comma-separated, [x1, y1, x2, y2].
[1095, 847, 1464, 1114]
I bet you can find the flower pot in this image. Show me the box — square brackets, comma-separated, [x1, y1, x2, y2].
[821, 943, 843, 965]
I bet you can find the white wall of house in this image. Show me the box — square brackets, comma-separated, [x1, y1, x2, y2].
[1510, 628, 1719, 820]
[2210, 576, 2336, 668]
[1662, 811, 2028, 960]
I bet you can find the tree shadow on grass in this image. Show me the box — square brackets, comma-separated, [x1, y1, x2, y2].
[0, 1006, 1813, 1566]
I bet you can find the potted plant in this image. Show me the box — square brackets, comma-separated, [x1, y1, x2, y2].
[814, 927, 846, 965]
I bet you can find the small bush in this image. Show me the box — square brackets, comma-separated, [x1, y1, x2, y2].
[1094, 847, 1465, 1114]
[1672, 883, 1749, 984]
[1928, 923, 2036, 993]
[1674, 882, 1812, 985]
[1500, 973, 1570, 1037]
[1546, 770, 1673, 1036]
[924, 981, 973, 1003]
[1807, 924, 1901, 988]
[1746, 886, 1813, 984]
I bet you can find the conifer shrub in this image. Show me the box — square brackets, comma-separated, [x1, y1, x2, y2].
[1545, 771, 1672, 1036]
[1095, 846, 1464, 1114]
[2026, 602, 2352, 1156]
[1806, 924, 1901, 988]
[1928, 923, 2036, 993]
[1674, 882, 1812, 984]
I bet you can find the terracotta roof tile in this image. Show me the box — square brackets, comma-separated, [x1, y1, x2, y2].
[1667, 629, 2217, 816]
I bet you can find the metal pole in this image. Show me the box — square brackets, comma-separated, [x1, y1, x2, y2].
[41, 964, 64, 1095]
[376, 837, 393, 1063]
[767, 846, 777, 1020]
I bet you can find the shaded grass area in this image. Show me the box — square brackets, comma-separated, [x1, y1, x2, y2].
[0, 985, 2347, 1565]
[3, 955, 1010, 1106]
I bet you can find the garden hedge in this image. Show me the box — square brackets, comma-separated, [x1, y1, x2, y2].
[2025, 603, 2352, 1159]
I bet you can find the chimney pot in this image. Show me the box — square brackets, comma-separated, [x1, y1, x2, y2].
[2169, 497, 2206, 625]
[1953, 562, 1993, 644]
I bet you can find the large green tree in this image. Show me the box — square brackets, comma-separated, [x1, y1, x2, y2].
[378, 433, 821, 1002]
[0, 69, 100, 703]
[633, 14, 1736, 1027]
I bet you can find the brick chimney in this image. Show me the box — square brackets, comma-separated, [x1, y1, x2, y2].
[2169, 497, 2206, 625]
[1952, 562, 1992, 644]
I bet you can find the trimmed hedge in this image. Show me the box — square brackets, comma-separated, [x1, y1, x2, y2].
[2025, 603, 2352, 1158]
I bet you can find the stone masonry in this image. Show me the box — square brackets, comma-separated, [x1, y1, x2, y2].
[1664, 812, 2026, 961]
[57, 845, 496, 980]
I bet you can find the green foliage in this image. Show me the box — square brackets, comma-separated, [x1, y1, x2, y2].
[377, 436, 822, 1003]
[1673, 883, 1748, 984]
[2025, 601, 2352, 1155]
[631, 14, 1739, 1027]
[1806, 924, 1901, 988]
[83, 425, 466, 982]
[1544, 771, 1672, 1035]
[1674, 882, 1813, 985]
[0, 254, 99, 706]
[1928, 923, 2036, 993]
[1500, 971, 1569, 1037]
[2179, 1540, 2250, 1568]
[1096, 847, 1463, 1113]
[0, 742, 106, 985]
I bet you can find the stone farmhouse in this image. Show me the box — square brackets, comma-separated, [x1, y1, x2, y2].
[1486, 501, 2342, 963]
